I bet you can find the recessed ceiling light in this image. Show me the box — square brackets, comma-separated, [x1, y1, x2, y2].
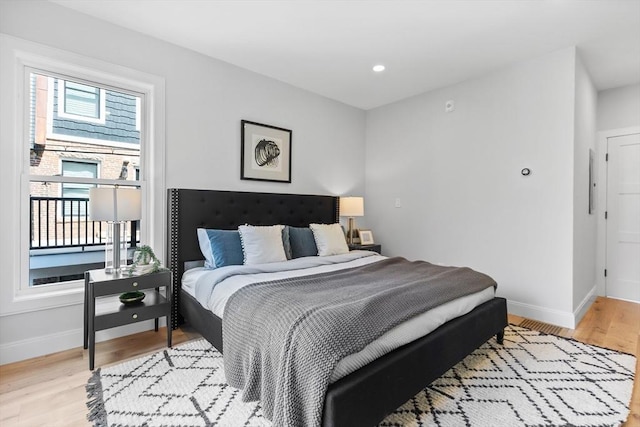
[372, 64, 385, 72]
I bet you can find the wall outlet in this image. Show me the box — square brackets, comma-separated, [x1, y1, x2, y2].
[394, 198, 402, 208]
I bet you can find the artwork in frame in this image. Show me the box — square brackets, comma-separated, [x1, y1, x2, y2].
[359, 229, 374, 245]
[241, 120, 292, 183]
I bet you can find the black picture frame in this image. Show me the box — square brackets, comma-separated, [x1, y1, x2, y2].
[241, 120, 292, 183]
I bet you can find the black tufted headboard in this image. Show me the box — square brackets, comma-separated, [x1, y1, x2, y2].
[167, 188, 339, 327]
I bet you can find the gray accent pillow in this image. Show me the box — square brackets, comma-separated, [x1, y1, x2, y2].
[282, 226, 292, 260]
[288, 226, 318, 258]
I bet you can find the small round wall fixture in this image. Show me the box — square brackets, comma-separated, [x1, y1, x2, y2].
[372, 64, 386, 72]
[521, 168, 531, 176]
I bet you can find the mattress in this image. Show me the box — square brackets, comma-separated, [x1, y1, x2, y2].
[182, 251, 495, 381]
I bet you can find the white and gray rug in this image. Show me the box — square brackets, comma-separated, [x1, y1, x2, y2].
[87, 325, 636, 426]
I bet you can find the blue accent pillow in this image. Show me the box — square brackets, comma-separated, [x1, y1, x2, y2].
[288, 226, 318, 258]
[196, 228, 244, 269]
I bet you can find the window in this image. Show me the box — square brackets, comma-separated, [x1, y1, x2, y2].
[1, 37, 164, 315]
[63, 81, 101, 118]
[28, 70, 142, 288]
[61, 160, 98, 217]
[56, 79, 107, 124]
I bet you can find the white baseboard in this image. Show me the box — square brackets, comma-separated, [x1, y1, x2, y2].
[0, 319, 166, 365]
[507, 288, 597, 330]
[507, 300, 576, 329]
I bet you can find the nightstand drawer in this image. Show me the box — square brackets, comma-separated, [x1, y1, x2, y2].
[95, 304, 169, 330]
[91, 271, 170, 296]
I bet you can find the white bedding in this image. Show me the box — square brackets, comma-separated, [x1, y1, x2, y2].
[182, 251, 495, 381]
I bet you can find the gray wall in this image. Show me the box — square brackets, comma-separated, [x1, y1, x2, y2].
[572, 55, 598, 314]
[597, 83, 640, 131]
[365, 47, 586, 327]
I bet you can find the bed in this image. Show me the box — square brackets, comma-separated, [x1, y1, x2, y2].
[167, 188, 508, 427]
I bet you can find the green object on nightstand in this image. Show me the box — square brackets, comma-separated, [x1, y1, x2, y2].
[126, 245, 166, 276]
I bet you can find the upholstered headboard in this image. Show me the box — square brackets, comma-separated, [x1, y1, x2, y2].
[167, 188, 339, 327]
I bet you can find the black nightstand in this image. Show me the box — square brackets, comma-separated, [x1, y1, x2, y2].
[348, 244, 382, 254]
[83, 269, 172, 370]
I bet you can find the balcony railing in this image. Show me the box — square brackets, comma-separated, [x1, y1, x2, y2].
[30, 196, 139, 250]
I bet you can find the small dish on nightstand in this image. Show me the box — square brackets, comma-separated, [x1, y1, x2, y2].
[119, 291, 145, 305]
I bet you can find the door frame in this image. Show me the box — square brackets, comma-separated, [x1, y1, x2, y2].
[596, 126, 640, 297]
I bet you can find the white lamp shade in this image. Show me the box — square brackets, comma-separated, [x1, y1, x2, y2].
[339, 196, 364, 217]
[89, 187, 141, 221]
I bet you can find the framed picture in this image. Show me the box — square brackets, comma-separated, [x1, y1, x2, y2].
[359, 229, 374, 245]
[241, 120, 292, 183]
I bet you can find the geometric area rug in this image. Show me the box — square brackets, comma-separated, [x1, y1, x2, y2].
[87, 325, 636, 427]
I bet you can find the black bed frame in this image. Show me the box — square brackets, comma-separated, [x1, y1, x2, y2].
[167, 188, 508, 427]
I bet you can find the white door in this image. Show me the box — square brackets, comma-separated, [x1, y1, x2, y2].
[606, 133, 640, 302]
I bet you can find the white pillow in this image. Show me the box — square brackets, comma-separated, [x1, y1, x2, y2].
[238, 224, 287, 265]
[309, 223, 349, 256]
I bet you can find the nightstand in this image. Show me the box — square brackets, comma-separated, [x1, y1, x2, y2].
[348, 244, 382, 254]
[83, 269, 172, 370]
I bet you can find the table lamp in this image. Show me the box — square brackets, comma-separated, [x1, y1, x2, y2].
[89, 187, 141, 273]
[339, 196, 364, 245]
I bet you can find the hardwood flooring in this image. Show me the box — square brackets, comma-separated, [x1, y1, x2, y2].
[0, 296, 637, 426]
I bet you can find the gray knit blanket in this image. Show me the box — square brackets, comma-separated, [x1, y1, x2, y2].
[222, 257, 497, 427]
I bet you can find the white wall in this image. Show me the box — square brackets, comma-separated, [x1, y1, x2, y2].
[0, 1, 365, 364]
[597, 83, 640, 131]
[365, 48, 579, 327]
[572, 54, 598, 319]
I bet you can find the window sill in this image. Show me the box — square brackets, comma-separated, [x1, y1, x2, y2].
[1, 280, 84, 317]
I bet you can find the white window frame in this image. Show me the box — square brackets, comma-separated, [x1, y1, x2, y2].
[0, 35, 166, 316]
[57, 79, 107, 124]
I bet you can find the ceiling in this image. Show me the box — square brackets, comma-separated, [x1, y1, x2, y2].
[51, 0, 640, 110]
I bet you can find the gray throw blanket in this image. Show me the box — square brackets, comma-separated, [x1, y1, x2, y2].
[223, 257, 497, 427]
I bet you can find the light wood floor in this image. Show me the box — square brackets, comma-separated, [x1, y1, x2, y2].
[0, 296, 638, 426]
